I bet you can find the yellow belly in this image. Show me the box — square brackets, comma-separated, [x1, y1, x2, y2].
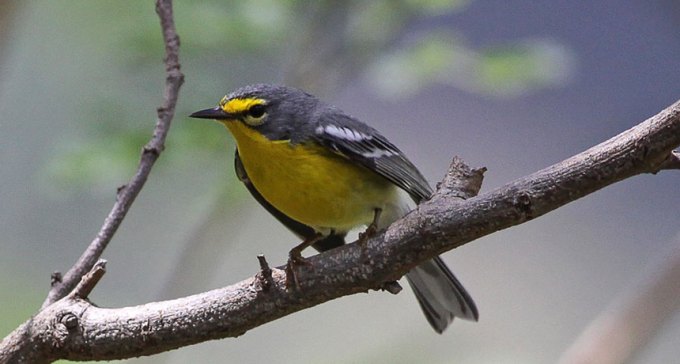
[225, 121, 398, 232]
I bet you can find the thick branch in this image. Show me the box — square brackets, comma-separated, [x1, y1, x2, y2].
[2, 99, 678, 362]
[41, 0, 184, 309]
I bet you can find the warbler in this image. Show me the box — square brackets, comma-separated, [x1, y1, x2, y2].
[190, 84, 478, 333]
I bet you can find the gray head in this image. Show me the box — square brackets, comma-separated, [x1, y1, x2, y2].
[190, 84, 326, 142]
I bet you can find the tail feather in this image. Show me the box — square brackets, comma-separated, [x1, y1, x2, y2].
[406, 257, 478, 333]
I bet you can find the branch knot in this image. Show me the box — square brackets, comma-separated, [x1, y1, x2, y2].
[513, 191, 534, 220]
[51, 311, 80, 349]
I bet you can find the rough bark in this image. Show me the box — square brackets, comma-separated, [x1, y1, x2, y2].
[1, 98, 678, 362]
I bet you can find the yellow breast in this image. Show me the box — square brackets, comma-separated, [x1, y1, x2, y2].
[224, 121, 399, 232]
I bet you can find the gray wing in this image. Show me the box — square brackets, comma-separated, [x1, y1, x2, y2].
[312, 110, 479, 333]
[312, 110, 432, 203]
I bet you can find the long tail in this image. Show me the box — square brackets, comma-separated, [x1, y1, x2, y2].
[406, 257, 479, 333]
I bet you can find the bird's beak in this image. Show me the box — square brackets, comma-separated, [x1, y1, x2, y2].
[189, 106, 236, 120]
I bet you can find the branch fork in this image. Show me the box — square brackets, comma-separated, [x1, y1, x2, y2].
[1, 0, 678, 361]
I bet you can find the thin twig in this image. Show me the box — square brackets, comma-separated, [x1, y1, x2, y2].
[434, 156, 486, 200]
[256, 255, 274, 291]
[1, 98, 679, 362]
[70, 260, 107, 300]
[41, 0, 184, 309]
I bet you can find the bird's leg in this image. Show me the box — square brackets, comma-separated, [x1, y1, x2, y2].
[357, 208, 400, 291]
[356, 208, 382, 265]
[286, 233, 322, 289]
[358, 208, 382, 245]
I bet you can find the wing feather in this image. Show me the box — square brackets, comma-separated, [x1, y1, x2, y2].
[313, 111, 432, 203]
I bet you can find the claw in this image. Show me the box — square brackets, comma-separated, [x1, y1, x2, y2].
[285, 233, 321, 289]
[357, 208, 382, 263]
[358, 208, 382, 244]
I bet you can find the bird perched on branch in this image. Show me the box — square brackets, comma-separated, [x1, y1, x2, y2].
[191, 84, 478, 333]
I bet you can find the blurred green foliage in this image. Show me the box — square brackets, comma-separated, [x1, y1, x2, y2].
[36, 0, 570, 192]
[367, 33, 573, 98]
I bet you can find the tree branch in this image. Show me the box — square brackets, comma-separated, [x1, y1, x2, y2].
[2, 98, 678, 362]
[41, 0, 184, 309]
[70, 260, 107, 300]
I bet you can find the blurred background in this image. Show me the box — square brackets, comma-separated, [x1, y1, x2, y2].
[1, 1, 679, 363]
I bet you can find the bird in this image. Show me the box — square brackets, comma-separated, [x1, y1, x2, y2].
[190, 84, 478, 333]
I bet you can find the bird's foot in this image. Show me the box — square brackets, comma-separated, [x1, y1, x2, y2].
[358, 208, 382, 262]
[285, 235, 319, 289]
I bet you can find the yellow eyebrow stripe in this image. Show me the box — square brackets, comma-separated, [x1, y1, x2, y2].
[220, 97, 266, 114]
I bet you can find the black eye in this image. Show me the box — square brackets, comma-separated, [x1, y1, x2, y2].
[248, 104, 266, 118]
